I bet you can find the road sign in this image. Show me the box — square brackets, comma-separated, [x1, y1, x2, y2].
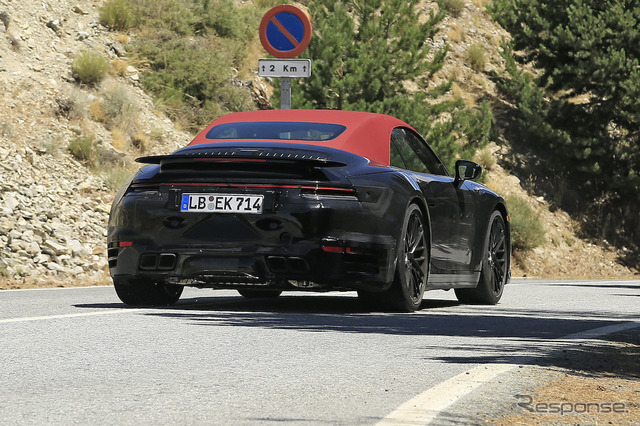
[259, 5, 312, 58]
[258, 59, 311, 78]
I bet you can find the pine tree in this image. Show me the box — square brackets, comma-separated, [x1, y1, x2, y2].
[491, 0, 640, 243]
[273, 0, 491, 171]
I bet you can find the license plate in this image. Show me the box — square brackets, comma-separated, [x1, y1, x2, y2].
[180, 193, 264, 214]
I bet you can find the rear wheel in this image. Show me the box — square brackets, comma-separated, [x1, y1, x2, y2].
[237, 289, 283, 298]
[359, 204, 429, 312]
[455, 210, 508, 304]
[114, 278, 183, 306]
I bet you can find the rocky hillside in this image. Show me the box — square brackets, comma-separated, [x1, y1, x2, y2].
[0, 0, 189, 286]
[0, 0, 635, 288]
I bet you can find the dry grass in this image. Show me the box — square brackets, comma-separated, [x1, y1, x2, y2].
[116, 34, 130, 45]
[110, 59, 130, 77]
[88, 100, 106, 122]
[111, 128, 127, 151]
[447, 23, 465, 43]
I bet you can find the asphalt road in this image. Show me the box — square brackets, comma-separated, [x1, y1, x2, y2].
[0, 278, 638, 425]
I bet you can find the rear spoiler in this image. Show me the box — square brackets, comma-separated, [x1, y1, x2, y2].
[136, 152, 347, 168]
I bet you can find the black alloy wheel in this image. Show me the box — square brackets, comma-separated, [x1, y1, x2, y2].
[455, 210, 508, 304]
[114, 278, 183, 306]
[359, 204, 429, 312]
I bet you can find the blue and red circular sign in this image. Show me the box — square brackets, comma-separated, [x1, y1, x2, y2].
[259, 5, 312, 58]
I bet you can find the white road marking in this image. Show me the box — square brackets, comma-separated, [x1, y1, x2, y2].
[378, 321, 640, 425]
[0, 286, 111, 292]
[0, 309, 144, 324]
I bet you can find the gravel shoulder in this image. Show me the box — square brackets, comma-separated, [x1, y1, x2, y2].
[434, 326, 640, 425]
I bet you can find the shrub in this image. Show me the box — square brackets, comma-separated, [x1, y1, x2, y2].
[100, 0, 136, 31]
[72, 50, 109, 85]
[102, 82, 138, 133]
[442, 0, 465, 17]
[506, 195, 546, 251]
[476, 147, 495, 171]
[467, 43, 486, 72]
[101, 164, 134, 191]
[68, 135, 96, 165]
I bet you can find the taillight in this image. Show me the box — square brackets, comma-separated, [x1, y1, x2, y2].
[300, 186, 357, 199]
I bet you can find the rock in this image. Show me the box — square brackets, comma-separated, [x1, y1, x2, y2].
[108, 40, 127, 57]
[46, 19, 62, 36]
[69, 239, 90, 257]
[73, 5, 89, 15]
[3, 195, 20, 213]
[25, 242, 41, 256]
[46, 262, 66, 272]
[0, 11, 10, 32]
[43, 240, 70, 256]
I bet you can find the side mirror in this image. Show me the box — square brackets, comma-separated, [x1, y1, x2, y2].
[455, 160, 482, 184]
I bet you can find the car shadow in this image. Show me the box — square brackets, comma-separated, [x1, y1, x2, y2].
[74, 291, 639, 378]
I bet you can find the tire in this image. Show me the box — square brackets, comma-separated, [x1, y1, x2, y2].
[114, 278, 183, 306]
[455, 210, 508, 305]
[237, 289, 283, 298]
[358, 204, 429, 312]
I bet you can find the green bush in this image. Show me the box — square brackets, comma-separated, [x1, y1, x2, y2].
[72, 50, 109, 85]
[68, 135, 96, 165]
[506, 195, 546, 251]
[100, 0, 137, 31]
[126, 0, 264, 131]
[467, 43, 486, 72]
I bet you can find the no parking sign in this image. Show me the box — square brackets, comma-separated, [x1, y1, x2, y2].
[259, 5, 312, 58]
[258, 5, 312, 109]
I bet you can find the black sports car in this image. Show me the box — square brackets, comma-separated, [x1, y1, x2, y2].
[108, 109, 510, 311]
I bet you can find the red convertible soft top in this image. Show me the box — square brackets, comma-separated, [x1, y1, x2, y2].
[188, 109, 415, 166]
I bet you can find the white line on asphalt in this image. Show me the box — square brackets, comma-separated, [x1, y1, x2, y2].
[0, 309, 144, 324]
[0, 286, 111, 292]
[377, 321, 640, 425]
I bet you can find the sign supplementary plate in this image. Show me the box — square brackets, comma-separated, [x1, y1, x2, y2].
[258, 59, 311, 78]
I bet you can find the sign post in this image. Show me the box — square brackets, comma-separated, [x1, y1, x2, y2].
[258, 5, 312, 110]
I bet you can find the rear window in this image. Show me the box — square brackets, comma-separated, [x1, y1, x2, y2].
[206, 121, 347, 141]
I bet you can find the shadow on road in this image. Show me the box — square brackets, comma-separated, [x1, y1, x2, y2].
[75, 287, 639, 379]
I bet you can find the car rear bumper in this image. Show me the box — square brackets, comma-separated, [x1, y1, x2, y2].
[108, 236, 395, 291]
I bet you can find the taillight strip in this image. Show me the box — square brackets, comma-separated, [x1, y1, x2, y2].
[129, 183, 358, 196]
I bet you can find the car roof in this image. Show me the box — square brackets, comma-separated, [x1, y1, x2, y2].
[188, 109, 416, 165]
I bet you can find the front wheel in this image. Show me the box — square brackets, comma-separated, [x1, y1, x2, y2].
[114, 278, 183, 306]
[455, 210, 508, 304]
[359, 204, 429, 312]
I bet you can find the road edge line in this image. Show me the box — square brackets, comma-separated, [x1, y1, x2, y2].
[0, 309, 145, 324]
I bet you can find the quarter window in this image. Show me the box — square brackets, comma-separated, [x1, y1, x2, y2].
[389, 128, 448, 176]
